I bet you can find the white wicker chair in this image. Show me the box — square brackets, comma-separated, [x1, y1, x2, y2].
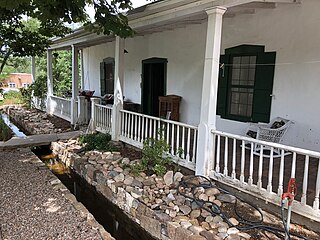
[245, 117, 292, 157]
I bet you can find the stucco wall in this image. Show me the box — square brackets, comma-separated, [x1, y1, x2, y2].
[218, 0, 320, 150]
[82, 0, 320, 151]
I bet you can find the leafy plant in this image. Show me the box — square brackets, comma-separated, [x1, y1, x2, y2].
[133, 128, 172, 176]
[79, 133, 112, 151]
[0, 117, 12, 141]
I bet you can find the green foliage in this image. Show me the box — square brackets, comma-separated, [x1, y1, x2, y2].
[0, 90, 23, 106]
[0, 117, 12, 141]
[79, 133, 112, 151]
[4, 90, 21, 99]
[0, 0, 143, 76]
[133, 129, 172, 176]
[52, 51, 72, 97]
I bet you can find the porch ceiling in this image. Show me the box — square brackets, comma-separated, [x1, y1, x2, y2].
[50, 0, 299, 50]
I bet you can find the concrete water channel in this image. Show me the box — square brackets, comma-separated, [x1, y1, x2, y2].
[1, 112, 155, 240]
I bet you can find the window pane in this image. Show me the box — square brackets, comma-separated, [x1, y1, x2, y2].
[229, 88, 253, 117]
[240, 68, 249, 81]
[242, 56, 250, 66]
[232, 68, 240, 80]
[248, 68, 256, 82]
[233, 57, 241, 67]
[249, 56, 257, 66]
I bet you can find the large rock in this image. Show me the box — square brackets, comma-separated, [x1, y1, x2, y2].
[163, 171, 174, 186]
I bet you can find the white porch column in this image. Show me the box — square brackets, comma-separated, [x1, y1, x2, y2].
[80, 49, 85, 90]
[112, 36, 125, 141]
[47, 49, 53, 114]
[31, 56, 36, 83]
[71, 45, 79, 125]
[196, 7, 226, 176]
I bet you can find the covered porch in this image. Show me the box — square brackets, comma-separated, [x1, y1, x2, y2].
[38, 0, 320, 223]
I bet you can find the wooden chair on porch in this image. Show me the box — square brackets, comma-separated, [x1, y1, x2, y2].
[245, 117, 293, 157]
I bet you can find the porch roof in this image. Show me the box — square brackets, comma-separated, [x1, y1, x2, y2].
[50, 0, 298, 50]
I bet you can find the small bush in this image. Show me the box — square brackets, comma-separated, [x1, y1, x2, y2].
[0, 117, 12, 141]
[79, 133, 112, 151]
[133, 128, 173, 176]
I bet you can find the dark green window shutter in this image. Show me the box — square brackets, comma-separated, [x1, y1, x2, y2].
[217, 54, 229, 117]
[100, 62, 106, 96]
[252, 52, 276, 123]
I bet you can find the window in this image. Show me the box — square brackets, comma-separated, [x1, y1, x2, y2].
[217, 45, 276, 123]
[23, 83, 30, 88]
[9, 83, 16, 88]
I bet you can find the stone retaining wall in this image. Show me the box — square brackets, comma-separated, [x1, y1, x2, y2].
[52, 140, 254, 240]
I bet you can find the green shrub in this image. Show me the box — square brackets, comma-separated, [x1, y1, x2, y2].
[4, 90, 22, 99]
[79, 133, 112, 151]
[133, 128, 173, 176]
[0, 117, 12, 141]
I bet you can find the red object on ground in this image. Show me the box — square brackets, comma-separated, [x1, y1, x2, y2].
[282, 178, 297, 206]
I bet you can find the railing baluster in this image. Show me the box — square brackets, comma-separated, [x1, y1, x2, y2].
[137, 115, 141, 142]
[267, 147, 274, 193]
[301, 155, 309, 206]
[291, 152, 297, 178]
[186, 128, 191, 162]
[134, 115, 138, 141]
[181, 126, 185, 159]
[240, 140, 245, 183]
[171, 124, 175, 155]
[223, 137, 228, 176]
[166, 122, 170, 145]
[130, 113, 134, 139]
[141, 116, 145, 142]
[215, 135, 220, 173]
[153, 119, 156, 139]
[313, 158, 320, 210]
[257, 145, 264, 189]
[176, 126, 180, 156]
[248, 142, 254, 185]
[192, 130, 197, 163]
[277, 150, 285, 196]
[231, 139, 236, 179]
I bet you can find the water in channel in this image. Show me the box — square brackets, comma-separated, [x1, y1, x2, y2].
[1, 113, 26, 137]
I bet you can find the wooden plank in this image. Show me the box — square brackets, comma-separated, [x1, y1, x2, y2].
[0, 131, 82, 150]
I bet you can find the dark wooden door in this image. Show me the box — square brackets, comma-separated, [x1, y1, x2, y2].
[141, 58, 167, 117]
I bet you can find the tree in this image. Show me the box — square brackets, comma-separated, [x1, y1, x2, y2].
[0, 0, 138, 75]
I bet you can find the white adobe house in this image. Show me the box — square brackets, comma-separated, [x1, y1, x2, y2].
[42, 0, 320, 223]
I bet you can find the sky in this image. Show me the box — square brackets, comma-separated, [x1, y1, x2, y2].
[86, 0, 150, 20]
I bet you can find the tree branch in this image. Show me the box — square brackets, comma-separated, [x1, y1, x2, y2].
[0, 52, 11, 75]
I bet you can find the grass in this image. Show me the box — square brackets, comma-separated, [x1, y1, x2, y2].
[0, 91, 24, 106]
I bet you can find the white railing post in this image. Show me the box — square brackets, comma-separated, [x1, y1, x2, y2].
[91, 97, 100, 131]
[71, 45, 79, 125]
[112, 103, 123, 141]
[46, 49, 53, 114]
[196, 7, 226, 176]
[77, 96, 86, 125]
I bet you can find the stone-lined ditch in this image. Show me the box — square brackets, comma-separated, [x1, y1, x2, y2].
[32, 145, 155, 240]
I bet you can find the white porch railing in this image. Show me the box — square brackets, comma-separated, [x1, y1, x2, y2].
[94, 104, 112, 134]
[210, 129, 320, 221]
[32, 96, 47, 111]
[50, 95, 72, 122]
[119, 110, 198, 170]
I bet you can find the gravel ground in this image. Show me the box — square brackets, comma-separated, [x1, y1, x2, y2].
[0, 148, 102, 240]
